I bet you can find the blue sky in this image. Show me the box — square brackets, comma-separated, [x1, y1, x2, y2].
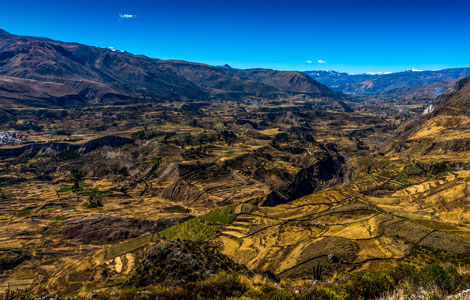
[1, 0, 469, 74]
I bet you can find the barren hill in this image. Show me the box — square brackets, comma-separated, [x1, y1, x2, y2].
[0, 29, 345, 108]
[383, 76, 470, 157]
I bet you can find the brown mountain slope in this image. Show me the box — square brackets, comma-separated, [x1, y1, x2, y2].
[222, 67, 338, 96]
[153, 60, 346, 105]
[0, 29, 208, 106]
[0, 29, 344, 108]
[154, 60, 280, 99]
[432, 76, 470, 117]
[383, 76, 470, 157]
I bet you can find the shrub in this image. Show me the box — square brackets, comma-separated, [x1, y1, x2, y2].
[344, 272, 393, 300]
[259, 286, 294, 300]
[185, 275, 245, 299]
[389, 263, 416, 284]
[227, 296, 254, 300]
[299, 286, 346, 300]
[408, 264, 465, 294]
[83, 196, 103, 208]
[0, 288, 34, 300]
[242, 288, 264, 299]
[110, 276, 246, 300]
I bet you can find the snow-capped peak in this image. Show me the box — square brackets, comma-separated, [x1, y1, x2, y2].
[107, 47, 126, 53]
[405, 68, 423, 72]
[365, 71, 392, 75]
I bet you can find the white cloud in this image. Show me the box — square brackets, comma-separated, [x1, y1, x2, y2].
[317, 59, 326, 64]
[119, 14, 137, 20]
[305, 60, 313, 63]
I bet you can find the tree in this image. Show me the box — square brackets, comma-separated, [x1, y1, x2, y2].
[71, 168, 84, 192]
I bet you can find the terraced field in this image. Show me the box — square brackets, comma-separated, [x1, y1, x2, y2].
[156, 156, 470, 279]
[2, 77, 470, 298]
[4, 143, 470, 295]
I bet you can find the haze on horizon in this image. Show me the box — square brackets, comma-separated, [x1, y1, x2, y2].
[1, 0, 469, 74]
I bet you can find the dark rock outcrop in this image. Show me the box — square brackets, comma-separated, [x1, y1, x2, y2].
[129, 240, 246, 286]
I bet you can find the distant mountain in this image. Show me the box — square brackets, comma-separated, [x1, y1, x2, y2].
[0, 29, 343, 108]
[304, 70, 376, 87]
[305, 68, 470, 101]
[0, 29, 207, 106]
[153, 60, 344, 101]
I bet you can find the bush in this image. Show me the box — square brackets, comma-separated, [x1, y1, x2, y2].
[99, 276, 246, 300]
[389, 263, 416, 284]
[299, 286, 346, 300]
[83, 196, 103, 208]
[344, 272, 393, 300]
[408, 264, 466, 294]
[0, 288, 34, 300]
[259, 286, 294, 300]
[242, 289, 264, 299]
[185, 276, 245, 299]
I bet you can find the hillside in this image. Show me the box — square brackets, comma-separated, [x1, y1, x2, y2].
[383, 76, 470, 157]
[433, 76, 470, 116]
[0, 29, 345, 108]
[0, 29, 207, 106]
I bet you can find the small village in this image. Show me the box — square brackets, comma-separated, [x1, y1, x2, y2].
[0, 131, 23, 145]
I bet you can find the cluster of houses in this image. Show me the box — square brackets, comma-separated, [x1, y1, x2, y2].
[0, 132, 23, 145]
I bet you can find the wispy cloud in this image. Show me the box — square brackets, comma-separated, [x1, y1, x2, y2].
[317, 59, 326, 64]
[119, 13, 137, 20]
[305, 60, 313, 63]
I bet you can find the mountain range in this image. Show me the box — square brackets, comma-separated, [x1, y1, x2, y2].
[305, 68, 470, 101]
[0, 29, 341, 108]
